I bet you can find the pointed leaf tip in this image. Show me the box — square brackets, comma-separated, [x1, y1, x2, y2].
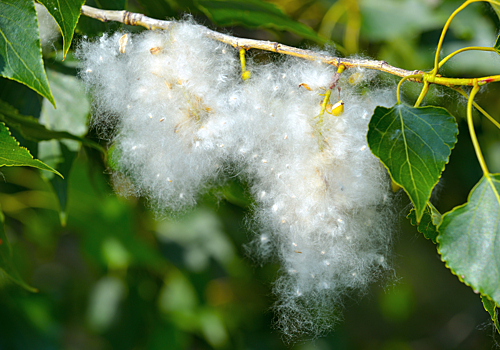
[367, 104, 458, 221]
[407, 202, 441, 243]
[0, 122, 62, 177]
[0, 0, 55, 107]
[37, 0, 86, 58]
[481, 295, 500, 334]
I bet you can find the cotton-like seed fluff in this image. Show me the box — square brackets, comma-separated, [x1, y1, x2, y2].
[76, 21, 396, 340]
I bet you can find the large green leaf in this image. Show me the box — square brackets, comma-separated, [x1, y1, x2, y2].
[0, 207, 38, 292]
[407, 202, 441, 244]
[438, 174, 500, 305]
[0, 0, 55, 107]
[196, 0, 326, 44]
[481, 295, 500, 334]
[0, 99, 103, 151]
[37, 0, 85, 58]
[0, 122, 61, 176]
[367, 104, 458, 221]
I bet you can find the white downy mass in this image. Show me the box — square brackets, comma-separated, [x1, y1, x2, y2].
[77, 21, 396, 339]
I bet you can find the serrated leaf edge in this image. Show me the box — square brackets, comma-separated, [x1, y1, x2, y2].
[0, 122, 63, 177]
[0, 1, 56, 106]
[369, 104, 458, 223]
[437, 174, 500, 304]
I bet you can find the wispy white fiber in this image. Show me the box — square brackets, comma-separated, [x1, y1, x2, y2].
[77, 22, 396, 340]
[35, 3, 60, 50]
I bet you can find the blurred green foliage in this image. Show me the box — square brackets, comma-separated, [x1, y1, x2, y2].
[0, 0, 499, 349]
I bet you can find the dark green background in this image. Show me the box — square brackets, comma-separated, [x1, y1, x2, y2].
[0, 0, 499, 349]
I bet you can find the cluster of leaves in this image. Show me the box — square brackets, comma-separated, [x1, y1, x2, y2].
[0, 0, 499, 345]
[365, 0, 500, 332]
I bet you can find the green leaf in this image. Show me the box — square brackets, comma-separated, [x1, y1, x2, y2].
[0, 99, 103, 152]
[0, 0, 55, 107]
[36, 68, 92, 224]
[0, 122, 61, 176]
[106, 144, 121, 172]
[37, 0, 85, 58]
[0, 207, 38, 292]
[196, 0, 326, 44]
[41, 68, 90, 138]
[48, 142, 77, 226]
[407, 202, 441, 243]
[367, 104, 458, 221]
[438, 174, 500, 305]
[481, 295, 500, 334]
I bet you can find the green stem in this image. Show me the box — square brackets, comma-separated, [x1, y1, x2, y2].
[426, 74, 500, 87]
[239, 48, 246, 72]
[452, 87, 500, 131]
[414, 81, 429, 107]
[467, 83, 489, 175]
[318, 89, 332, 126]
[239, 48, 251, 80]
[432, 0, 500, 77]
[438, 46, 496, 69]
[396, 74, 423, 104]
[433, 0, 480, 77]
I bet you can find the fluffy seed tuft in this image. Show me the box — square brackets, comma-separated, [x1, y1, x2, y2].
[77, 21, 396, 341]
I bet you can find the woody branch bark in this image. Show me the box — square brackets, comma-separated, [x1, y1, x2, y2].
[79, 5, 421, 79]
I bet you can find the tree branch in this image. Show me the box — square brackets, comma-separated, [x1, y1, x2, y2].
[79, 5, 423, 79]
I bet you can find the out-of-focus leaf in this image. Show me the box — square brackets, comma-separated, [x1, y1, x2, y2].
[481, 295, 500, 334]
[0, 122, 61, 177]
[159, 269, 198, 317]
[41, 68, 90, 141]
[47, 142, 77, 226]
[494, 33, 500, 56]
[359, 0, 445, 41]
[222, 179, 252, 208]
[0, 0, 55, 107]
[106, 144, 121, 171]
[135, 0, 176, 18]
[157, 209, 235, 272]
[0, 78, 43, 119]
[87, 275, 126, 332]
[438, 174, 500, 305]
[0, 207, 38, 292]
[37, 0, 85, 58]
[35, 67, 91, 225]
[76, 0, 126, 37]
[367, 104, 458, 221]
[0, 99, 102, 151]
[491, 3, 500, 22]
[407, 202, 441, 243]
[196, 0, 326, 44]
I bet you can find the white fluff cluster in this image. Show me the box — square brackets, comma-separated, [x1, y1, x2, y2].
[77, 22, 395, 339]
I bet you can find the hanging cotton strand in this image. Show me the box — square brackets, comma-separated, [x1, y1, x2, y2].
[77, 20, 396, 340]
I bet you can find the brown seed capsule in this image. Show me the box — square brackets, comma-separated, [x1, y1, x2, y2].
[150, 47, 161, 55]
[299, 83, 312, 91]
[119, 34, 128, 54]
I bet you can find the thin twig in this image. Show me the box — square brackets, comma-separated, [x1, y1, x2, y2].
[80, 5, 421, 79]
